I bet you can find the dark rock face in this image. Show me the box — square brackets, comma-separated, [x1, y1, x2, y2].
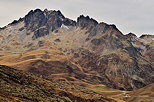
[24, 9, 76, 39]
[89, 23, 109, 36]
[125, 33, 137, 39]
[76, 15, 123, 39]
[24, 9, 47, 32]
[77, 15, 98, 30]
[9, 18, 24, 25]
[33, 28, 49, 39]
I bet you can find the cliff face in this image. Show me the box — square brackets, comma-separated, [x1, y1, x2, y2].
[24, 9, 76, 39]
[0, 9, 153, 91]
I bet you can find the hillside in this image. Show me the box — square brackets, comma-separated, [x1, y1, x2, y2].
[0, 65, 118, 102]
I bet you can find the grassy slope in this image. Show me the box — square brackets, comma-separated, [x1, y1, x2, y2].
[0, 48, 153, 102]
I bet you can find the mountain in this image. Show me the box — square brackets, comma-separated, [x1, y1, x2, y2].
[0, 8, 153, 96]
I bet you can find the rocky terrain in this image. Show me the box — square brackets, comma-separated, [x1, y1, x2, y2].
[0, 9, 153, 101]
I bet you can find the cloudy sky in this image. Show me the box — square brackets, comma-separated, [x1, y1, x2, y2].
[0, 0, 154, 36]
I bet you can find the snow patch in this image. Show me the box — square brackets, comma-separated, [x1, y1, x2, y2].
[61, 24, 69, 30]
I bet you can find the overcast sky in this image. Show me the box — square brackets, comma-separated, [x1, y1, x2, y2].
[0, 0, 154, 36]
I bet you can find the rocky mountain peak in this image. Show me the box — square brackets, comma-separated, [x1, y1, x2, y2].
[24, 9, 47, 31]
[139, 34, 154, 39]
[2, 9, 123, 39]
[9, 17, 24, 25]
[23, 9, 76, 39]
[125, 33, 137, 39]
[77, 15, 98, 29]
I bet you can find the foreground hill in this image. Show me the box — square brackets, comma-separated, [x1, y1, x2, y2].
[1, 65, 154, 102]
[0, 8, 153, 92]
[0, 65, 117, 102]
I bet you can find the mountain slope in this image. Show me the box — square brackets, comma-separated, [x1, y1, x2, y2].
[0, 9, 153, 91]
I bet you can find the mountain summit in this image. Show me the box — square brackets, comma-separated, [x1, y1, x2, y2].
[0, 9, 153, 93]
